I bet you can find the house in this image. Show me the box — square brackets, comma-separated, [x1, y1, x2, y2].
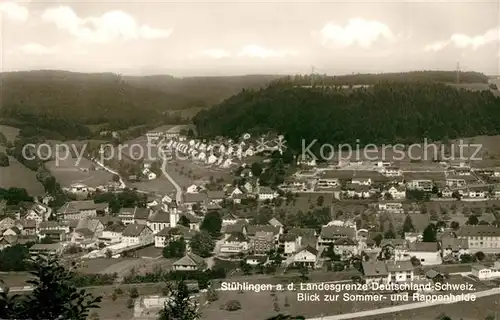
[382, 167, 402, 177]
[257, 186, 278, 201]
[316, 172, 340, 189]
[220, 232, 249, 255]
[183, 193, 208, 207]
[456, 225, 500, 253]
[29, 243, 64, 257]
[0, 217, 16, 232]
[492, 185, 500, 199]
[118, 207, 138, 225]
[466, 186, 489, 199]
[172, 253, 207, 271]
[380, 239, 409, 261]
[99, 223, 125, 245]
[154, 225, 197, 249]
[406, 179, 433, 192]
[292, 246, 318, 268]
[378, 202, 404, 213]
[72, 219, 104, 243]
[471, 264, 500, 280]
[207, 191, 225, 204]
[446, 177, 467, 188]
[268, 218, 283, 229]
[249, 231, 274, 254]
[453, 167, 471, 176]
[441, 187, 453, 198]
[186, 184, 199, 193]
[318, 225, 356, 248]
[3, 227, 20, 236]
[351, 177, 372, 186]
[333, 238, 358, 258]
[20, 219, 37, 236]
[345, 184, 370, 198]
[386, 186, 406, 200]
[122, 224, 154, 247]
[441, 237, 469, 262]
[406, 242, 442, 265]
[134, 208, 151, 225]
[221, 213, 240, 226]
[279, 233, 302, 256]
[362, 260, 414, 284]
[226, 186, 244, 198]
[60, 200, 99, 220]
[0, 236, 18, 250]
[24, 203, 49, 223]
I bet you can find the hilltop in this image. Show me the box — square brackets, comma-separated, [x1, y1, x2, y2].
[193, 76, 500, 152]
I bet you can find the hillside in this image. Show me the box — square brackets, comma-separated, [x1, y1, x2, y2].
[193, 80, 500, 152]
[122, 74, 282, 106]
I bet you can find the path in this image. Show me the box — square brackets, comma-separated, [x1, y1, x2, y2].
[307, 288, 500, 320]
[93, 159, 126, 189]
[161, 159, 182, 204]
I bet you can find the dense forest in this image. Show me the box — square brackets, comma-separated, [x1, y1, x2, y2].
[193, 80, 500, 151]
[0, 71, 279, 140]
[270, 70, 489, 86]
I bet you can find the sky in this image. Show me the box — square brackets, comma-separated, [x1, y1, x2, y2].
[1, 0, 500, 76]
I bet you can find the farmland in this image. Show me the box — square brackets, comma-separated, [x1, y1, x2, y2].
[0, 156, 45, 196]
[45, 156, 113, 188]
[0, 125, 20, 142]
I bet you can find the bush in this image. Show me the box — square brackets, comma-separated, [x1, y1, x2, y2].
[225, 300, 241, 311]
[206, 288, 219, 302]
[126, 298, 134, 309]
[111, 293, 117, 301]
[0, 153, 9, 167]
[129, 287, 139, 298]
[114, 287, 123, 295]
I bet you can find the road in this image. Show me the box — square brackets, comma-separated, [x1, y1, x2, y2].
[93, 159, 126, 189]
[161, 159, 183, 204]
[307, 288, 500, 320]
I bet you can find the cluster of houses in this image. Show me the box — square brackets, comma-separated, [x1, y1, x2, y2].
[284, 158, 500, 202]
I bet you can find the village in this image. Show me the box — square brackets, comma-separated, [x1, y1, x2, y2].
[4, 125, 500, 319]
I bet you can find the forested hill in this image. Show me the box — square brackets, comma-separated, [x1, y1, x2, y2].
[193, 81, 500, 151]
[0, 70, 205, 125]
[270, 70, 489, 86]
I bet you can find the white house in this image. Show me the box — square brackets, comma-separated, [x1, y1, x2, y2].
[220, 232, 248, 255]
[362, 260, 414, 284]
[258, 186, 278, 201]
[378, 202, 404, 213]
[351, 177, 372, 186]
[406, 242, 442, 265]
[98, 224, 125, 245]
[147, 210, 179, 234]
[172, 253, 207, 271]
[406, 179, 433, 192]
[279, 234, 302, 256]
[387, 186, 406, 200]
[121, 224, 153, 247]
[382, 167, 402, 177]
[471, 263, 500, 280]
[292, 246, 318, 268]
[186, 184, 199, 193]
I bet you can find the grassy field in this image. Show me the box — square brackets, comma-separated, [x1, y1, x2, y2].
[0, 125, 20, 142]
[355, 294, 500, 320]
[45, 156, 113, 188]
[0, 156, 45, 196]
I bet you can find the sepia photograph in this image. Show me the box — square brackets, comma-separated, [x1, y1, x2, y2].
[1, 0, 500, 319]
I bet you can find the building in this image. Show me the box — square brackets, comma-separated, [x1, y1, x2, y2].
[406, 179, 433, 192]
[441, 237, 469, 262]
[118, 207, 148, 225]
[378, 202, 404, 213]
[99, 224, 125, 245]
[29, 243, 64, 257]
[333, 238, 358, 258]
[456, 225, 500, 253]
[471, 263, 500, 280]
[407, 242, 442, 265]
[249, 231, 274, 254]
[292, 246, 318, 268]
[279, 233, 302, 256]
[386, 186, 406, 200]
[172, 253, 207, 271]
[362, 260, 414, 284]
[318, 225, 356, 248]
[121, 224, 154, 247]
[220, 232, 248, 255]
[60, 200, 100, 220]
[257, 186, 278, 201]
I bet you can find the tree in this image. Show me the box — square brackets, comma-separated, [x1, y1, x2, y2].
[450, 221, 460, 230]
[475, 251, 485, 261]
[402, 215, 415, 233]
[190, 231, 215, 257]
[129, 287, 139, 298]
[467, 215, 479, 225]
[200, 211, 222, 237]
[266, 315, 305, 320]
[316, 196, 324, 207]
[384, 227, 396, 239]
[163, 237, 186, 258]
[373, 234, 383, 247]
[112, 174, 120, 183]
[0, 153, 9, 167]
[251, 162, 263, 177]
[299, 266, 309, 280]
[2, 253, 102, 320]
[206, 288, 219, 302]
[105, 249, 113, 259]
[179, 215, 191, 228]
[422, 224, 437, 242]
[158, 280, 200, 320]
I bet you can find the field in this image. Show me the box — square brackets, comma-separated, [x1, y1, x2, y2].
[0, 125, 20, 142]
[0, 156, 45, 196]
[355, 294, 500, 320]
[45, 156, 113, 188]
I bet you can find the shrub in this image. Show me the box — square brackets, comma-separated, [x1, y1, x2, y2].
[207, 288, 219, 302]
[225, 300, 241, 311]
[129, 287, 139, 298]
[126, 298, 134, 309]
